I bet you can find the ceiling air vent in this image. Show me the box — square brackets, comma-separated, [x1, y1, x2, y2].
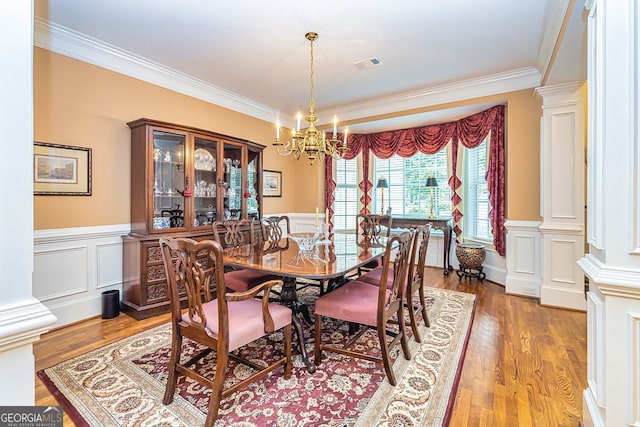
[354, 57, 383, 70]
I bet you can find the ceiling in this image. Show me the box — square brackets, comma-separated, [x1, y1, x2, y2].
[33, 0, 587, 133]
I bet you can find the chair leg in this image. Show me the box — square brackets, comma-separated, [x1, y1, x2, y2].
[407, 292, 422, 343]
[378, 326, 397, 386]
[419, 286, 430, 327]
[163, 333, 182, 405]
[204, 351, 228, 427]
[397, 305, 411, 361]
[284, 323, 292, 379]
[314, 314, 323, 366]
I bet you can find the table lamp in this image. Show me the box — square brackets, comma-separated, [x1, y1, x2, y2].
[425, 175, 438, 219]
[376, 176, 389, 215]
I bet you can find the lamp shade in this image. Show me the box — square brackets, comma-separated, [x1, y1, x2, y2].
[425, 176, 438, 188]
[376, 176, 389, 189]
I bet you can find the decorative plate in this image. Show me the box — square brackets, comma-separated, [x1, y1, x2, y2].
[194, 148, 215, 171]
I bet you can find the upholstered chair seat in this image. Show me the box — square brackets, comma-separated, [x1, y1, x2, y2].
[182, 298, 292, 352]
[314, 280, 391, 326]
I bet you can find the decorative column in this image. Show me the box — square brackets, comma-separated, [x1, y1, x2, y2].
[535, 82, 586, 311]
[0, 2, 56, 404]
[578, 0, 640, 426]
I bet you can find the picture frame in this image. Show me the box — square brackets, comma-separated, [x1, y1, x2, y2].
[34, 142, 92, 196]
[263, 170, 282, 197]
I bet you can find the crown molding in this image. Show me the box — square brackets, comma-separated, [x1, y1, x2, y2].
[321, 67, 541, 125]
[34, 18, 542, 128]
[33, 18, 276, 124]
[537, 0, 573, 85]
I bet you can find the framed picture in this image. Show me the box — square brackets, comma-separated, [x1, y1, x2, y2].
[263, 170, 282, 197]
[34, 142, 92, 196]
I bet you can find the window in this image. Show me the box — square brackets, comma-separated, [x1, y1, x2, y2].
[332, 146, 491, 240]
[464, 139, 493, 243]
[334, 157, 359, 232]
[373, 151, 451, 218]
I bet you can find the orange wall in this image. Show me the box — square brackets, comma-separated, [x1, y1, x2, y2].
[33, 48, 311, 229]
[34, 48, 541, 230]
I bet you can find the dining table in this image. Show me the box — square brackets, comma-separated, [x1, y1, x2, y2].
[222, 232, 388, 373]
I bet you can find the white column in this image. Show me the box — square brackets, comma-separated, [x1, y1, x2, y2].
[579, 0, 640, 426]
[535, 82, 587, 311]
[0, 1, 56, 404]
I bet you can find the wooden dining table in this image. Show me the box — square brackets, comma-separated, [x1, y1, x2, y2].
[222, 232, 388, 372]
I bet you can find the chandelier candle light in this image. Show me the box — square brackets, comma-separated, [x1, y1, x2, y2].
[425, 175, 438, 219]
[274, 32, 349, 165]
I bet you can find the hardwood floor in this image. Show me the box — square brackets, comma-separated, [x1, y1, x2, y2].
[34, 267, 587, 426]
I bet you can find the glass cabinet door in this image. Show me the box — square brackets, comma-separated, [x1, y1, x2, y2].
[222, 143, 243, 220]
[152, 130, 186, 230]
[193, 136, 218, 226]
[247, 148, 260, 220]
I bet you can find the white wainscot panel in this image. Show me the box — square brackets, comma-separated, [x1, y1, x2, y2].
[550, 111, 578, 219]
[514, 235, 535, 274]
[96, 242, 123, 289]
[505, 221, 541, 297]
[586, 290, 605, 408]
[629, 311, 640, 424]
[33, 246, 88, 301]
[33, 224, 130, 328]
[550, 238, 580, 285]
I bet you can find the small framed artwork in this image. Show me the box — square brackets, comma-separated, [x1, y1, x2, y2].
[263, 170, 282, 197]
[34, 142, 92, 196]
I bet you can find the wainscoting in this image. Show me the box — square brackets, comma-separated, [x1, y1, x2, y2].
[34, 214, 512, 329]
[505, 220, 542, 297]
[34, 224, 130, 329]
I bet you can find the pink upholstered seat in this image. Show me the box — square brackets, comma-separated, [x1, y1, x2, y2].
[314, 280, 390, 326]
[183, 298, 292, 351]
[314, 230, 414, 386]
[358, 266, 395, 288]
[160, 237, 292, 427]
[225, 269, 280, 292]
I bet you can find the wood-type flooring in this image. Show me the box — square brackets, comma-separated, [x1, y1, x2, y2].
[34, 267, 587, 426]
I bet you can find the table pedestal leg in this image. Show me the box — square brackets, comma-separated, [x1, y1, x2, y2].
[280, 277, 316, 373]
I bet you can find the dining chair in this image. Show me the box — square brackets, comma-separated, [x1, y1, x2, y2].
[313, 229, 414, 386]
[262, 215, 328, 296]
[353, 213, 393, 277]
[260, 215, 290, 244]
[159, 237, 292, 426]
[212, 219, 279, 292]
[359, 224, 432, 342]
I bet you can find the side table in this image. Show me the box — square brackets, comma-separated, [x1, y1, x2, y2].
[391, 216, 453, 275]
[455, 242, 486, 282]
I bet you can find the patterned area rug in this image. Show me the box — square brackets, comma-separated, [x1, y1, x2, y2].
[38, 287, 475, 426]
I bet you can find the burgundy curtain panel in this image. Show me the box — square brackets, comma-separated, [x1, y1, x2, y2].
[324, 105, 505, 256]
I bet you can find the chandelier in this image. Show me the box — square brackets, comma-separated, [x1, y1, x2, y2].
[273, 32, 348, 165]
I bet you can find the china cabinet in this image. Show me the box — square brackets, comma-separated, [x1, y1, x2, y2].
[123, 118, 264, 319]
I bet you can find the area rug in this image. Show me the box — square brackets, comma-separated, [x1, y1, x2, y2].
[38, 287, 475, 426]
